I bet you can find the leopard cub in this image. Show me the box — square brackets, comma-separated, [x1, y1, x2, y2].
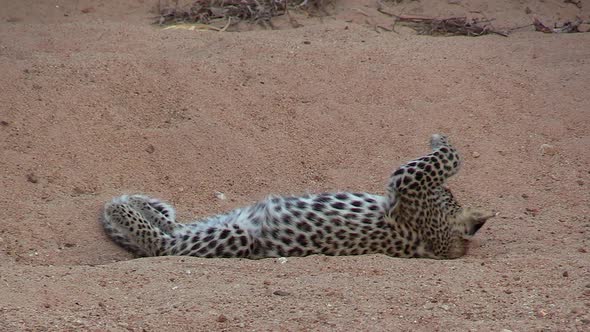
[102, 134, 495, 260]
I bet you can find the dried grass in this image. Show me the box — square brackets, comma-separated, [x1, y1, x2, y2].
[156, 0, 329, 27]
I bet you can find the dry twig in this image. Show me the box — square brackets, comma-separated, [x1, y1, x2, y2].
[383, 13, 507, 37]
[533, 17, 586, 33]
[564, 0, 582, 9]
[156, 0, 329, 27]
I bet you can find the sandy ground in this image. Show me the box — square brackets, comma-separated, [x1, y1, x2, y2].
[1, 0, 589, 330]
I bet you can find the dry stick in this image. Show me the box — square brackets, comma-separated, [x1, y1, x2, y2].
[505, 23, 533, 33]
[564, 0, 582, 9]
[376, 4, 401, 33]
[534, 17, 586, 33]
[219, 17, 232, 32]
[378, 8, 507, 37]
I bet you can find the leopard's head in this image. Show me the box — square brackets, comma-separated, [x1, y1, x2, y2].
[447, 207, 496, 259]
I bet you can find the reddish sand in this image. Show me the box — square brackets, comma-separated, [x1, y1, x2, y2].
[0, 0, 589, 330]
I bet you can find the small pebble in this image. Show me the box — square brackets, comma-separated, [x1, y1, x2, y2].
[273, 290, 290, 296]
[525, 207, 539, 216]
[277, 257, 288, 264]
[521, 193, 529, 199]
[26, 173, 39, 184]
[472, 151, 480, 158]
[562, 271, 569, 277]
[214, 191, 226, 200]
[145, 144, 155, 154]
[216, 314, 228, 323]
[540, 144, 557, 156]
[576, 180, 584, 186]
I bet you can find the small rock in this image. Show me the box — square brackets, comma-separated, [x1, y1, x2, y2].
[303, 40, 311, 45]
[26, 173, 39, 184]
[540, 144, 557, 156]
[0, 120, 8, 126]
[73, 186, 91, 195]
[263, 280, 271, 285]
[578, 24, 590, 33]
[214, 191, 226, 200]
[216, 314, 228, 323]
[423, 302, 435, 310]
[524, 6, 532, 14]
[501, 329, 513, 332]
[504, 289, 512, 294]
[273, 290, 290, 296]
[145, 144, 155, 154]
[277, 257, 288, 264]
[440, 304, 450, 311]
[576, 180, 584, 186]
[472, 152, 480, 158]
[562, 271, 569, 277]
[578, 248, 587, 253]
[525, 207, 539, 216]
[448, 0, 461, 4]
[536, 309, 548, 318]
[521, 193, 529, 199]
